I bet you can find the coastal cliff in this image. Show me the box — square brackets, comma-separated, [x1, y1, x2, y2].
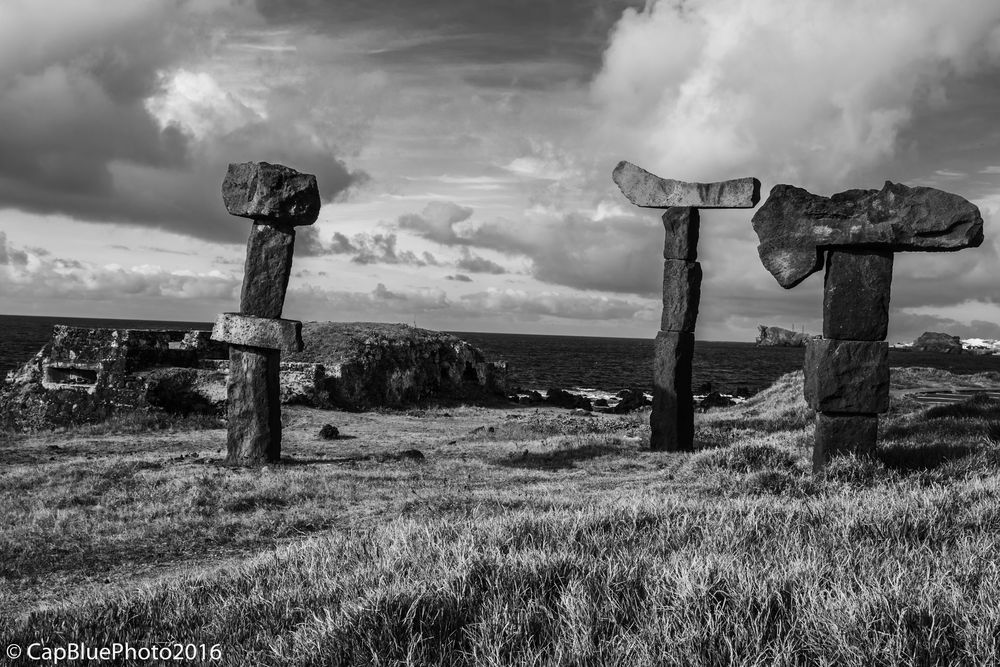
[756, 325, 816, 347]
[1, 322, 508, 430]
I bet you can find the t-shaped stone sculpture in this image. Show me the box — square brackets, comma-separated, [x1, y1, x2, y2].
[211, 161, 320, 465]
[752, 181, 983, 469]
[613, 161, 761, 451]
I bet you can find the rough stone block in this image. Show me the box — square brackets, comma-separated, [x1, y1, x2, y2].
[660, 260, 702, 332]
[650, 331, 695, 451]
[662, 207, 700, 260]
[823, 250, 893, 340]
[613, 161, 760, 208]
[211, 313, 303, 353]
[240, 223, 295, 318]
[752, 181, 983, 288]
[804, 339, 889, 413]
[223, 161, 320, 226]
[814, 413, 878, 470]
[226, 345, 281, 465]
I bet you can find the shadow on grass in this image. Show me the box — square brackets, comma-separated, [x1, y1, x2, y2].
[497, 442, 623, 470]
[875, 441, 981, 473]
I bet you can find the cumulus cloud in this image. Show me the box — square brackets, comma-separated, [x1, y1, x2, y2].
[0, 233, 239, 301]
[456, 248, 507, 274]
[592, 0, 1000, 190]
[0, 1, 369, 243]
[452, 210, 661, 294]
[398, 201, 474, 244]
[392, 200, 662, 294]
[299, 228, 437, 266]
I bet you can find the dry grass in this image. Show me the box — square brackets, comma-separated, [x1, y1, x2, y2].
[3, 369, 1000, 665]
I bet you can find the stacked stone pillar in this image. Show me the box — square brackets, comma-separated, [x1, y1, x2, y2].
[652, 207, 700, 450]
[751, 180, 984, 470]
[210, 162, 320, 466]
[804, 251, 892, 469]
[613, 161, 760, 451]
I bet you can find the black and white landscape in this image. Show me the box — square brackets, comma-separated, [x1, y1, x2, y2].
[3, 1, 1000, 664]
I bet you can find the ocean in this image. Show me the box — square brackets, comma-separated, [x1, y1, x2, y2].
[4, 313, 1000, 398]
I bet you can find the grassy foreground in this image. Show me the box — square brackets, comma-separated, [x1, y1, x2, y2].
[3, 370, 1000, 665]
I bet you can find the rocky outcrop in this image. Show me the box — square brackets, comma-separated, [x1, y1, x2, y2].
[287, 322, 509, 410]
[755, 325, 815, 347]
[913, 331, 964, 354]
[0, 326, 227, 431]
[1, 322, 509, 430]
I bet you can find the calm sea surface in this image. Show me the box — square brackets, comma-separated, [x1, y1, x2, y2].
[4, 314, 1000, 396]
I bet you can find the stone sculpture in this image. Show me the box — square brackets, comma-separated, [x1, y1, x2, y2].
[613, 161, 761, 450]
[211, 161, 320, 465]
[752, 181, 983, 469]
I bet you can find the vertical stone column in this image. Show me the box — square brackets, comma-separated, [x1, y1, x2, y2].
[226, 223, 296, 464]
[652, 207, 700, 451]
[806, 250, 893, 469]
[752, 180, 983, 470]
[611, 161, 760, 452]
[211, 162, 320, 466]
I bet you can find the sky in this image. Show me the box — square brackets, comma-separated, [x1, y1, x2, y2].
[1, 0, 1000, 343]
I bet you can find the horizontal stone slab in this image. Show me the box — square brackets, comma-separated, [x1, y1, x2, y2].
[613, 161, 760, 209]
[660, 260, 701, 332]
[223, 161, 320, 226]
[753, 181, 983, 288]
[804, 339, 888, 413]
[662, 207, 700, 260]
[211, 313, 303, 353]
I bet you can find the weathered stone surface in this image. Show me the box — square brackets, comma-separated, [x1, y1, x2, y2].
[814, 413, 878, 470]
[913, 331, 964, 354]
[222, 161, 320, 226]
[226, 345, 281, 465]
[241, 223, 295, 319]
[660, 260, 702, 332]
[613, 161, 760, 209]
[211, 313, 303, 353]
[546, 387, 592, 411]
[804, 339, 889, 413]
[753, 181, 984, 288]
[0, 326, 219, 430]
[756, 325, 816, 347]
[1, 323, 510, 430]
[286, 322, 510, 410]
[611, 387, 647, 414]
[662, 207, 700, 260]
[651, 331, 695, 451]
[823, 250, 893, 341]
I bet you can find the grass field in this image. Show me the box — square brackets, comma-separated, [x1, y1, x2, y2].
[3, 369, 1000, 665]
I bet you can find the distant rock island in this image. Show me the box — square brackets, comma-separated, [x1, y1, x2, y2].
[755, 325, 818, 347]
[904, 331, 1000, 355]
[1, 322, 509, 430]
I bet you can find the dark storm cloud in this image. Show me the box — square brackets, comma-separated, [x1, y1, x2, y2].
[0, 2, 366, 244]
